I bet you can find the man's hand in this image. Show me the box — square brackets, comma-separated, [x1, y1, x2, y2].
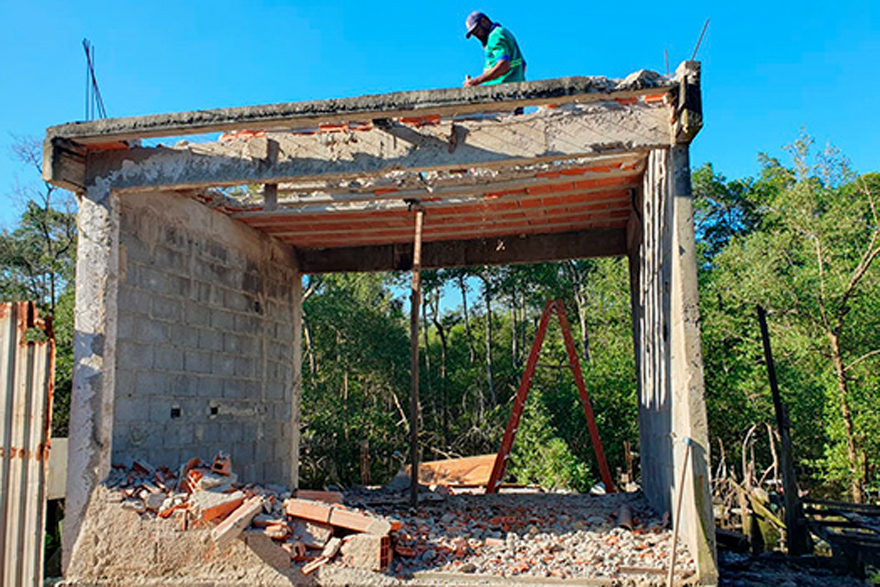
[463, 75, 481, 87]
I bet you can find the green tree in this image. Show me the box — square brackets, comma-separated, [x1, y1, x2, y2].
[709, 136, 879, 501]
[2, 138, 78, 437]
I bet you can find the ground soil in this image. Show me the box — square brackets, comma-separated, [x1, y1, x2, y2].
[60, 486, 872, 586]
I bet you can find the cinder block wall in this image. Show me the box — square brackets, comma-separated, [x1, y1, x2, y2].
[112, 191, 298, 484]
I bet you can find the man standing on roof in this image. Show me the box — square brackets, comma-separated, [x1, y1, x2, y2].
[463, 11, 526, 87]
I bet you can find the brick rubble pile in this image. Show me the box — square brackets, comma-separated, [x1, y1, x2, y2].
[107, 452, 395, 576]
[106, 452, 695, 582]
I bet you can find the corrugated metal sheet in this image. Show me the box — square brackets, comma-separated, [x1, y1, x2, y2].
[0, 302, 55, 587]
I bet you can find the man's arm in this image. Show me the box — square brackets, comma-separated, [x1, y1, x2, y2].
[463, 58, 510, 87]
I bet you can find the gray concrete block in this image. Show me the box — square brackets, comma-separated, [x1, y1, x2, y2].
[115, 368, 137, 396]
[135, 370, 172, 397]
[147, 447, 181, 471]
[223, 333, 257, 355]
[163, 422, 194, 449]
[154, 347, 185, 372]
[193, 376, 223, 398]
[183, 301, 212, 327]
[184, 349, 212, 374]
[232, 443, 256, 465]
[265, 382, 285, 401]
[153, 245, 186, 274]
[136, 319, 168, 344]
[197, 328, 224, 352]
[115, 397, 151, 423]
[116, 313, 137, 339]
[273, 402, 291, 422]
[222, 379, 248, 400]
[234, 313, 261, 335]
[125, 421, 163, 448]
[234, 357, 257, 378]
[213, 356, 236, 377]
[138, 265, 166, 291]
[118, 340, 154, 371]
[195, 282, 224, 307]
[263, 461, 283, 485]
[117, 284, 151, 316]
[210, 309, 236, 332]
[225, 290, 253, 313]
[168, 321, 199, 348]
[152, 295, 183, 322]
[149, 400, 174, 423]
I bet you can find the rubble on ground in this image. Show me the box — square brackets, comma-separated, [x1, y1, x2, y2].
[97, 451, 700, 584]
[104, 452, 398, 577]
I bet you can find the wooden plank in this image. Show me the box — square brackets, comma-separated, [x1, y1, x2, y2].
[410, 454, 496, 486]
[241, 189, 633, 229]
[240, 168, 642, 215]
[409, 209, 424, 507]
[297, 227, 627, 273]
[280, 216, 629, 249]
[256, 202, 633, 238]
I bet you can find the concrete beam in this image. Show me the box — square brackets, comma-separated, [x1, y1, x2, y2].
[45, 71, 676, 147]
[298, 228, 627, 273]
[59, 102, 670, 194]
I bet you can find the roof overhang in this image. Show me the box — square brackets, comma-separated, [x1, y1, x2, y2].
[44, 62, 702, 272]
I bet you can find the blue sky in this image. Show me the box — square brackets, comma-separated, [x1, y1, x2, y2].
[2, 0, 878, 227]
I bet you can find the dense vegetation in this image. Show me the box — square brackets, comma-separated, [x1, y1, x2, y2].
[4, 135, 878, 502]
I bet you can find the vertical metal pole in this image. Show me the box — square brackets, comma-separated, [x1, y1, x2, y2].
[409, 209, 424, 506]
[757, 305, 809, 555]
[667, 437, 692, 587]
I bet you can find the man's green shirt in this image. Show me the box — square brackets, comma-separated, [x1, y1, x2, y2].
[483, 25, 525, 85]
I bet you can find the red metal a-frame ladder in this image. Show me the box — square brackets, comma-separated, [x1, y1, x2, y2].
[486, 299, 615, 494]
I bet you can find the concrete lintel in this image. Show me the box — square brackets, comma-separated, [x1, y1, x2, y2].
[298, 228, 627, 273]
[45, 70, 680, 147]
[70, 103, 670, 194]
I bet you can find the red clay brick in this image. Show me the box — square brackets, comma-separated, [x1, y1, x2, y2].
[286, 498, 333, 524]
[329, 508, 392, 535]
[294, 489, 343, 504]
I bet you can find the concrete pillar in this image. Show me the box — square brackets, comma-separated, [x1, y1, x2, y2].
[290, 272, 302, 490]
[62, 184, 119, 572]
[630, 147, 717, 584]
[669, 144, 717, 584]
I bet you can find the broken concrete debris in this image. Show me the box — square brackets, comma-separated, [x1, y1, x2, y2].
[106, 453, 398, 574]
[105, 453, 695, 581]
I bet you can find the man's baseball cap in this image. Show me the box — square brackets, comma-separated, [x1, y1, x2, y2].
[465, 11, 487, 38]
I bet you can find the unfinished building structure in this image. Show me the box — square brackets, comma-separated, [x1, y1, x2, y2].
[44, 61, 716, 583]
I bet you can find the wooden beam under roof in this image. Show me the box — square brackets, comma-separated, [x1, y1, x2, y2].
[297, 227, 628, 273]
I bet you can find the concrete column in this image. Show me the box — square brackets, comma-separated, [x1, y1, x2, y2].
[290, 272, 302, 490]
[62, 184, 120, 571]
[669, 144, 717, 584]
[631, 146, 716, 584]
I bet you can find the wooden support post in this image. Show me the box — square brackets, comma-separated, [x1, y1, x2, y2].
[264, 183, 278, 211]
[757, 305, 810, 555]
[409, 208, 425, 506]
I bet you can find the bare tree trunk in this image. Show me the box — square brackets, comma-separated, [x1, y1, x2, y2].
[430, 295, 449, 445]
[510, 286, 519, 369]
[422, 293, 433, 428]
[828, 331, 864, 503]
[481, 270, 496, 407]
[303, 321, 317, 376]
[458, 274, 476, 362]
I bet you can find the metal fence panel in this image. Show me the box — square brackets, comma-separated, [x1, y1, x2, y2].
[0, 302, 55, 587]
